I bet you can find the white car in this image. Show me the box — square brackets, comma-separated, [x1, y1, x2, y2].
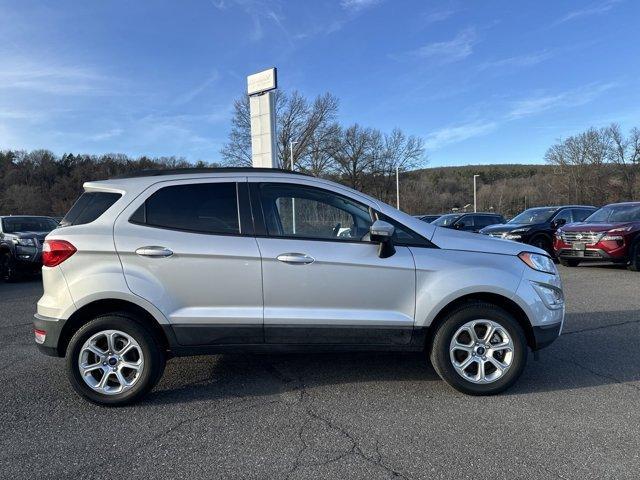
[34, 168, 564, 405]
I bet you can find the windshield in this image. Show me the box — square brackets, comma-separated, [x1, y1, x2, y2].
[433, 214, 461, 227]
[585, 204, 640, 223]
[508, 208, 556, 225]
[1, 216, 59, 233]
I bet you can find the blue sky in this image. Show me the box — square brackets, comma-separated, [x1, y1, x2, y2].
[1, 0, 638, 167]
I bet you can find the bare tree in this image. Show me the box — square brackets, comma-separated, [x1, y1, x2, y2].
[220, 90, 338, 169]
[606, 123, 640, 200]
[331, 124, 379, 190]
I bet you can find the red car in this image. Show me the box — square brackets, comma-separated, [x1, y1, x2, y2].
[554, 202, 640, 270]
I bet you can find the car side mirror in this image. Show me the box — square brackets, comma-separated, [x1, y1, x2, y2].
[370, 220, 396, 258]
[454, 221, 465, 230]
[552, 218, 566, 229]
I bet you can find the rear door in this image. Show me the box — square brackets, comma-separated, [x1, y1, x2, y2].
[251, 179, 417, 345]
[113, 177, 264, 346]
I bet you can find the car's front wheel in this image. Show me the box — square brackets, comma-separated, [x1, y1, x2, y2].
[1, 252, 18, 282]
[627, 243, 640, 272]
[429, 302, 528, 395]
[66, 314, 166, 406]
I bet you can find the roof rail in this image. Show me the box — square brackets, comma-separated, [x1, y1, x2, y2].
[110, 167, 310, 180]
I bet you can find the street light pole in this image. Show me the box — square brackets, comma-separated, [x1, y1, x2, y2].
[473, 174, 480, 213]
[289, 139, 299, 233]
[396, 166, 400, 209]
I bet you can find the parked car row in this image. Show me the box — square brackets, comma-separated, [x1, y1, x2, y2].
[416, 202, 640, 271]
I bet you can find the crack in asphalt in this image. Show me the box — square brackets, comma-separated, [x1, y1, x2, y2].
[561, 357, 640, 392]
[258, 360, 416, 479]
[562, 318, 640, 336]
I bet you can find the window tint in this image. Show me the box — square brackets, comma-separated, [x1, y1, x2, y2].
[474, 215, 502, 228]
[61, 192, 121, 227]
[457, 216, 474, 228]
[259, 183, 372, 241]
[2, 216, 59, 233]
[377, 214, 431, 246]
[132, 183, 240, 235]
[573, 208, 594, 222]
[553, 209, 573, 223]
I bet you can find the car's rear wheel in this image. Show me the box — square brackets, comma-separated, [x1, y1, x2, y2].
[559, 258, 580, 267]
[628, 243, 640, 272]
[66, 314, 165, 406]
[429, 302, 527, 395]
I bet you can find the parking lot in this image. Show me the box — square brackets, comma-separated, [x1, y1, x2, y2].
[0, 264, 638, 479]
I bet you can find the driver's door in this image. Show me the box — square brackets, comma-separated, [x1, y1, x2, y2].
[252, 180, 416, 345]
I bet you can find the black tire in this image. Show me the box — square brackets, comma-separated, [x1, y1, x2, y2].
[429, 302, 528, 396]
[559, 258, 580, 267]
[627, 243, 640, 271]
[66, 314, 166, 406]
[529, 234, 552, 257]
[1, 251, 19, 282]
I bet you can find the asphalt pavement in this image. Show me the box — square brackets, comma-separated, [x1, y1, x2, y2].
[0, 264, 638, 479]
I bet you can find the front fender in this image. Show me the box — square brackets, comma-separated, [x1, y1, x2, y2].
[410, 247, 527, 328]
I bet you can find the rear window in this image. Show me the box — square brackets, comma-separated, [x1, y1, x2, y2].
[130, 182, 240, 235]
[61, 192, 121, 227]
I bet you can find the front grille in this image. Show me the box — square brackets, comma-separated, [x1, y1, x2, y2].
[560, 249, 603, 258]
[560, 231, 601, 245]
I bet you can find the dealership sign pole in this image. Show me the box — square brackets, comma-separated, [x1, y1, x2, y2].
[247, 68, 279, 168]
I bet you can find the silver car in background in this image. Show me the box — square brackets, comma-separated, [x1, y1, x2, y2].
[34, 168, 564, 405]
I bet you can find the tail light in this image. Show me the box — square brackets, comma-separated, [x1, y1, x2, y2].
[42, 240, 77, 267]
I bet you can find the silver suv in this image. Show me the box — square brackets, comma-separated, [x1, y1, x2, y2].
[34, 168, 564, 405]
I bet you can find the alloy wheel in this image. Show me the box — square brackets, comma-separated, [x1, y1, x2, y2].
[449, 320, 514, 384]
[78, 330, 144, 395]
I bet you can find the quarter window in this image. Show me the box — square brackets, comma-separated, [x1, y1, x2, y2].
[131, 182, 240, 235]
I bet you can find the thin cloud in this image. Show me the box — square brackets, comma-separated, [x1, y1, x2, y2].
[478, 50, 554, 71]
[211, 0, 285, 41]
[173, 70, 220, 105]
[410, 28, 477, 63]
[555, 0, 623, 25]
[340, 0, 383, 12]
[425, 121, 498, 150]
[0, 60, 111, 95]
[507, 82, 619, 119]
[89, 128, 123, 142]
[423, 8, 457, 24]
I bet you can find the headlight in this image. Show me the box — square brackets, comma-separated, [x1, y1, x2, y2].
[518, 251, 557, 274]
[600, 234, 623, 242]
[532, 282, 564, 309]
[505, 234, 522, 240]
[13, 238, 35, 246]
[510, 228, 530, 234]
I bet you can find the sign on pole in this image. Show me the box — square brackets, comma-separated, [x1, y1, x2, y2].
[248, 68, 279, 169]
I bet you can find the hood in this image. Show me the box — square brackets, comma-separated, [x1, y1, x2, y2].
[561, 222, 634, 233]
[431, 226, 546, 256]
[479, 223, 542, 235]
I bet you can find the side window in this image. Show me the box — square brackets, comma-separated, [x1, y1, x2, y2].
[131, 182, 240, 235]
[457, 215, 474, 229]
[61, 192, 121, 227]
[259, 183, 373, 241]
[553, 209, 573, 224]
[573, 209, 593, 222]
[474, 215, 498, 228]
[377, 214, 431, 246]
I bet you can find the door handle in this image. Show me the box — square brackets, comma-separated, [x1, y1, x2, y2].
[276, 253, 315, 265]
[135, 246, 174, 258]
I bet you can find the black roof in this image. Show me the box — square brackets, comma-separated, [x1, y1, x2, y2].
[110, 167, 310, 180]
